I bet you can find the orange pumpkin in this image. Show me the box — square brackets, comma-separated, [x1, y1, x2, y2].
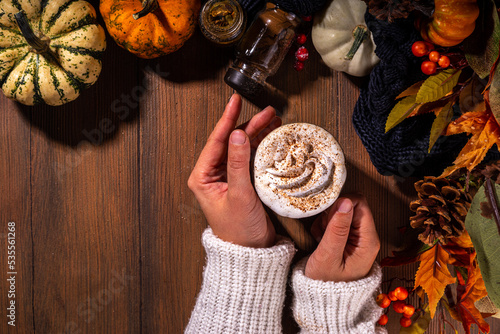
[100, 0, 201, 59]
[419, 0, 479, 47]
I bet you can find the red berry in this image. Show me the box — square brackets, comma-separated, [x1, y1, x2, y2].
[393, 300, 406, 313]
[388, 290, 398, 301]
[301, 15, 312, 22]
[429, 51, 440, 63]
[421, 61, 437, 75]
[378, 314, 388, 326]
[438, 55, 450, 68]
[403, 304, 415, 318]
[296, 33, 307, 45]
[394, 287, 409, 300]
[400, 317, 412, 328]
[376, 294, 391, 308]
[295, 46, 309, 61]
[294, 60, 305, 71]
[412, 41, 429, 57]
[424, 41, 435, 51]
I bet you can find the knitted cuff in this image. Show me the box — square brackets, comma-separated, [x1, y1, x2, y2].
[291, 259, 385, 334]
[185, 228, 297, 334]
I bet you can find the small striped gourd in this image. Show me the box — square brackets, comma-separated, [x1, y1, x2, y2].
[0, 0, 106, 106]
[100, 0, 200, 59]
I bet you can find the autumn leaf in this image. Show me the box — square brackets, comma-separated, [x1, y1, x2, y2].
[396, 80, 425, 99]
[449, 231, 474, 249]
[428, 101, 454, 153]
[385, 95, 418, 132]
[415, 244, 457, 318]
[455, 264, 490, 334]
[416, 69, 461, 104]
[459, 76, 486, 114]
[441, 109, 500, 177]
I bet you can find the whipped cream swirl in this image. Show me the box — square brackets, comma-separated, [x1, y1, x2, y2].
[254, 123, 346, 219]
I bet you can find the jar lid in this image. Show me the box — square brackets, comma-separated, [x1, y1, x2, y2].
[224, 68, 264, 97]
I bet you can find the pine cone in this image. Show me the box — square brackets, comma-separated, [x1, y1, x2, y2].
[410, 176, 472, 246]
[363, 0, 433, 22]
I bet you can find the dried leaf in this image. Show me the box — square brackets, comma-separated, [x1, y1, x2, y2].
[464, 0, 500, 79]
[449, 231, 474, 249]
[399, 307, 431, 334]
[428, 101, 454, 153]
[441, 110, 500, 177]
[415, 244, 457, 318]
[396, 80, 425, 99]
[455, 265, 490, 334]
[416, 69, 461, 104]
[385, 95, 418, 132]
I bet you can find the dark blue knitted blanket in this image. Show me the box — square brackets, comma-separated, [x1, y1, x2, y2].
[352, 13, 484, 178]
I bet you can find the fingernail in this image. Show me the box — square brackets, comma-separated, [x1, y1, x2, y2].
[231, 130, 246, 145]
[338, 199, 352, 213]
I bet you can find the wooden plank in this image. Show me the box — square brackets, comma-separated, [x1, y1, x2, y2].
[28, 40, 140, 333]
[0, 96, 34, 333]
[138, 33, 233, 333]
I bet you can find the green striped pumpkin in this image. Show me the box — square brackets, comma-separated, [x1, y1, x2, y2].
[0, 0, 106, 106]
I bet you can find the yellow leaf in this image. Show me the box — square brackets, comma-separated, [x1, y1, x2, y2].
[459, 76, 485, 113]
[416, 69, 462, 103]
[428, 101, 454, 153]
[399, 307, 431, 334]
[415, 244, 457, 318]
[385, 95, 419, 132]
[396, 80, 425, 99]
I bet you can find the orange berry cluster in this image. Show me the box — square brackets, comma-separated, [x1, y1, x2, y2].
[411, 41, 450, 75]
[376, 287, 415, 328]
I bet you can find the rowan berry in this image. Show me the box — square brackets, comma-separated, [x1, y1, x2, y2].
[388, 290, 398, 301]
[429, 51, 440, 63]
[378, 314, 389, 326]
[411, 41, 429, 57]
[403, 304, 415, 318]
[400, 316, 412, 327]
[376, 294, 391, 308]
[301, 15, 312, 22]
[393, 300, 406, 313]
[394, 286, 409, 300]
[438, 55, 450, 68]
[421, 61, 437, 75]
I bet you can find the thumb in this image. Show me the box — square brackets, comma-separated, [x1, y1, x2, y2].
[227, 130, 252, 197]
[315, 198, 354, 262]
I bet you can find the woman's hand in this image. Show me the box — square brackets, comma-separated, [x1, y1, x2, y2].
[188, 94, 281, 248]
[306, 194, 381, 282]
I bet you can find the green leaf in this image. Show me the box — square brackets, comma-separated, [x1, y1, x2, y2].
[416, 69, 461, 104]
[489, 62, 500, 124]
[399, 307, 431, 334]
[428, 101, 454, 153]
[385, 95, 418, 132]
[465, 182, 500, 308]
[464, 0, 500, 79]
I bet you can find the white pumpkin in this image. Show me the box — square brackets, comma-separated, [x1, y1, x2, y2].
[312, 0, 379, 77]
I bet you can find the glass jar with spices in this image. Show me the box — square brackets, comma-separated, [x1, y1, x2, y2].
[199, 0, 247, 46]
[224, 2, 301, 97]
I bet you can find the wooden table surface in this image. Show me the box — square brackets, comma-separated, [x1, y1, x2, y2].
[1, 3, 499, 332]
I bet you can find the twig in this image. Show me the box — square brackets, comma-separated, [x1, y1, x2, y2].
[484, 177, 500, 235]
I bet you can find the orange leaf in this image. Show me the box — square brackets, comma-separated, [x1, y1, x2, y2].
[415, 244, 457, 318]
[455, 264, 490, 334]
[449, 231, 474, 249]
[441, 109, 500, 177]
[396, 80, 425, 99]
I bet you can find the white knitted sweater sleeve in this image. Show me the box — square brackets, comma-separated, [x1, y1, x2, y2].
[185, 228, 297, 334]
[291, 258, 387, 334]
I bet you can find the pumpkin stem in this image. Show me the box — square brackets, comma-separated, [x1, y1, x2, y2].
[15, 11, 59, 64]
[344, 25, 369, 61]
[133, 0, 159, 20]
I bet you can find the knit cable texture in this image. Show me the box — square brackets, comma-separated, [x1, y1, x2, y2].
[185, 228, 297, 334]
[291, 258, 386, 334]
[352, 12, 482, 178]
